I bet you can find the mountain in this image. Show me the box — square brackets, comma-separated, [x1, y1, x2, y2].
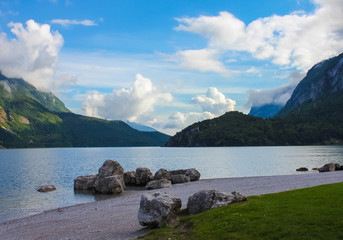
[278, 52, 343, 116]
[165, 52, 343, 147]
[0, 74, 170, 148]
[0, 72, 70, 113]
[126, 121, 157, 132]
[248, 104, 284, 119]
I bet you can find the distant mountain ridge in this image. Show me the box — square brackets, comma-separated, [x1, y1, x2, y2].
[248, 104, 283, 119]
[165, 52, 343, 147]
[0, 74, 170, 148]
[126, 121, 157, 132]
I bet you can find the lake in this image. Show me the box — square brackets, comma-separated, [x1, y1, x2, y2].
[1, 146, 343, 223]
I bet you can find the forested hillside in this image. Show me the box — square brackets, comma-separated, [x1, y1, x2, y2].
[165, 53, 343, 147]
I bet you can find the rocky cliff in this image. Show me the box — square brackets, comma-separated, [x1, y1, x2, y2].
[278, 53, 343, 116]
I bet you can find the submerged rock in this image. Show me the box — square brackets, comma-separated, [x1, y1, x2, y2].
[296, 167, 308, 172]
[138, 192, 181, 228]
[187, 190, 247, 215]
[37, 185, 56, 192]
[145, 179, 172, 190]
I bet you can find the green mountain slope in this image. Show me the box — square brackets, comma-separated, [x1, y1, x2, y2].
[0, 72, 70, 113]
[0, 74, 170, 148]
[165, 53, 343, 147]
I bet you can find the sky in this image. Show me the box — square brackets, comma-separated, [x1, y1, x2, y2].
[0, 0, 343, 135]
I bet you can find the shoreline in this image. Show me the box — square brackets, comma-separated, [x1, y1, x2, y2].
[1, 172, 343, 240]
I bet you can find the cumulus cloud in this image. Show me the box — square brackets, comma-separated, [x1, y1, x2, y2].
[51, 19, 97, 27]
[192, 87, 236, 115]
[175, 0, 343, 71]
[246, 67, 262, 77]
[247, 71, 304, 108]
[157, 87, 235, 132]
[163, 111, 216, 130]
[82, 74, 173, 122]
[171, 49, 230, 75]
[0, 19, 64, 89]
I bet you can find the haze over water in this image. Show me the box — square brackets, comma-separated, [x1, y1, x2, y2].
[1, 146, 343, 223]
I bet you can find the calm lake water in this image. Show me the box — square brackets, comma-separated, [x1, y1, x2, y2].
[1, 146, 343, 223]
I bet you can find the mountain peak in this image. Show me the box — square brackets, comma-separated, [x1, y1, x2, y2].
[0, 73, 70, 113]
[278, 52, 343, 116]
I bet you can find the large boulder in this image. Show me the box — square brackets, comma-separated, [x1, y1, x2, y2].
[154, 168, 171, 181]
[185, 168, 201, 181]
[135, 167, 153, 186]
[145, 179, 172, 190]
[94, 175, 124, 194]
[97, 159, 124, 178]
[74, 175, 97, 190]
[124, 171, 136, 186]
[187, 190, 247, 215]
[170, 168, 200, 182]
[138, 192, 182, 228]
[171, 174, 190, 184]
[318, 163, 336, 172]
[94, 160, 125, 194]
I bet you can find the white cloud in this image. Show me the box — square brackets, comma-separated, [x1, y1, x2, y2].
[153, 87, 235, 134]
[162, 111, 216, 130]
[82, 74, 173, 122]
[171, 49, 230, 75]
[246, 66, 262, 77]
[247, 84, 296, 108]
[192, 87, 236, 115]
[51, 19, 97, 27]
[54, 73, 77, 88]
[0, 80, 11, 93]
[0, 19, 64, 90]
[175, 0, 343, 71]
[247, 70, 304, 107]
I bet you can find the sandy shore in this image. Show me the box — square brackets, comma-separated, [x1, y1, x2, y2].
[1, 171, 343, 240]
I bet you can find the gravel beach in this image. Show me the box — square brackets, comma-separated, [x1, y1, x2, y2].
[1, 171, 343, 240]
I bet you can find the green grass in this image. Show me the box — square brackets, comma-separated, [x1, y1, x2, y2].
[141, 182, 343, 240]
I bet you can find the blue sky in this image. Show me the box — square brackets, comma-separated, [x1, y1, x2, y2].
[0, 0, 342, 134]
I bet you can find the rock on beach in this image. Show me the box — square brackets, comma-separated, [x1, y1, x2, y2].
[124, 171, 136, 186]
[138, 192, 182, 228]
[145, 179, 172, 190]
[187, 190, 247, 215]
[154, 168, 171, 181]
[135, 167, 153, 186]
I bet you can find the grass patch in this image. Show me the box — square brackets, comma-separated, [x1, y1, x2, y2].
[140, 182, 343, 240]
